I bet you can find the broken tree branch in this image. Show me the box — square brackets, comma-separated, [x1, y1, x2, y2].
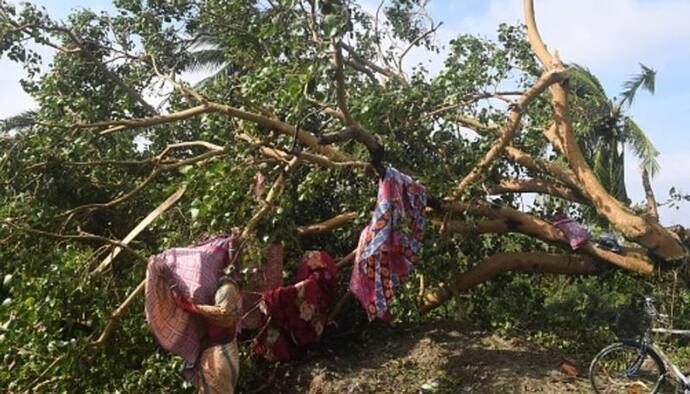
[420, 252, 597, 313]
[503, 145, 581, 191]
[523, 0, 554, 69]
[296, 212, 358, 236]
[486, 179, 585, 204]
[93, 186, 186, 274]
[240, 156, 300, 240]
[453, 68, 568, 194]
[91, 279, 146, 347]
[331, 38, 356, 127]
[11, 225, 148, 265]
[397, 21, 443, 75]
[440, 201, 655, 274]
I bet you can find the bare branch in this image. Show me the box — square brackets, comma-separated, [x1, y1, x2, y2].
[340, 42, 404, 83]
[427, 91, 524, 117]
[523, 0, 554, 68]
[440, 201, 655, 274]
[306, 97, 346, 121]
[343, 58, 378, 84]
[397, 22, 443, 75]
[10, 225, 148, 265]
[236, 132, 369, 171]
[373, 0, 391, 68]
[453, 68, 568, 193]
[331, 39, 356, 127]
[91, 279, 146, 347]
[504, 145, 581, 191]
[76, 105, 212, 135]
[240, 156, 300, 240]
[486, 178, 585, 204]
[93, 186, 186, 274]
[319, 126, 385, 177]
[420, 252, 597, 313]
[296, 212, 358, 236]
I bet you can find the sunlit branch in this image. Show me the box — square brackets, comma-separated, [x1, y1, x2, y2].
[296, 212, 358, 236]
[420, 252, 597, 313]
[453, 68, 567, 194]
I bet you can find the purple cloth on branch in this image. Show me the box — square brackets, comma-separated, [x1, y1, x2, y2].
[145, 234, 239, 365]
[550, 215, 591, 250]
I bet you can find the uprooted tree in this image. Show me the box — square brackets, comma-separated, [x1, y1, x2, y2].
[1, 0, 689, 391]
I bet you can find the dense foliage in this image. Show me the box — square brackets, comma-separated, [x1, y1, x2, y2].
[1, 0, 688, 392]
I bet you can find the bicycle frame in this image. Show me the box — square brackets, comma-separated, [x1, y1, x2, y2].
[591, 297, 690, 394]
[649, 327, 690, 390]
[640, 340, 690, 389]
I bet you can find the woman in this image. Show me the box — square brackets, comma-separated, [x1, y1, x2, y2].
[173, 274, 243, 394]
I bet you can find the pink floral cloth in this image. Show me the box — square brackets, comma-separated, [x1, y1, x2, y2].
[550, 215, 591, 250]
[350, 167, 427, 322]
[145, 234, 239, 365]
[251, 251, 337, 362]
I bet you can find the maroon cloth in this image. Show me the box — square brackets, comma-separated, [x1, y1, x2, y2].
[241, 243, 284, 331]
[251, 251, 337, 362]
[145, 234, 239, 365]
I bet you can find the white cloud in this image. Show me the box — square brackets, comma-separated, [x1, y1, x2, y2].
[361, 0, 690, 80]
[625, 149, 690, 226]
[450, 0, 690, 72]
[0, 59, 36, 119]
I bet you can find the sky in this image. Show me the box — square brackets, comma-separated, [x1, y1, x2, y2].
[2, 0, 689, 224]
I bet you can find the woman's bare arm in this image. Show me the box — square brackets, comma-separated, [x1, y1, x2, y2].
[192, 281, 241, 327]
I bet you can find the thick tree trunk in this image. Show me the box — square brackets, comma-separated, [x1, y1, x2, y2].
[523, 0, 687, 262]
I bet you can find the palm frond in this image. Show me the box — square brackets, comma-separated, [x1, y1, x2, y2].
[1, 110, 38, 133]
[591, 144, 610, 188]
[189, 34, 224, 50]
[620, 63, 656, 108]
[569, 64, 609, 103]
[623, 117, 660, 176]
[591, 139, 628, 201]
[183, 48, 227, 73]
[192, 64, 233, 88]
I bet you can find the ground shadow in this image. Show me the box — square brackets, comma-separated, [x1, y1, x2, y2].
[250, 320, 596, 393]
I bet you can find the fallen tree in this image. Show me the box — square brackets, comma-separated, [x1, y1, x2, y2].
[0, 0, 688, 391]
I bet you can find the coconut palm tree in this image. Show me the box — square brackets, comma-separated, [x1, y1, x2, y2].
[181, 34, 229, 86]
[180, 34, 248, 89]
[0, 109, 37, 134]
[569, 64, 659, 202]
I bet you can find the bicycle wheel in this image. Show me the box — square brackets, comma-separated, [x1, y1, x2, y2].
[589, 341, 666, 394]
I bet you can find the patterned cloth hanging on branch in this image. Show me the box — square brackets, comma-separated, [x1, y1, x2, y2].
[144, 231, 240, 366]
[349, 167, 428, 322]
[251, 251, 338, 362]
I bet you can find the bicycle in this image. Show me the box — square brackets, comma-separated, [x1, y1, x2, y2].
[589, 297, 690, 393]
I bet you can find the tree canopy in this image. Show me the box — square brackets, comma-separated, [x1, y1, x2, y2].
[1, 0, 689, 391]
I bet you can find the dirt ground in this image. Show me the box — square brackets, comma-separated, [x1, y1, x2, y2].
[254, 320, 597, 393]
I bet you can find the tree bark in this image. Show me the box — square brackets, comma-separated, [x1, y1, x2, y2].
[523, 0, 686, 261]
[420, 252, 597, 313]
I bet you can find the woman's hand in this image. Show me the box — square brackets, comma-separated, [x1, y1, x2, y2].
[171, 289, 199, 314]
